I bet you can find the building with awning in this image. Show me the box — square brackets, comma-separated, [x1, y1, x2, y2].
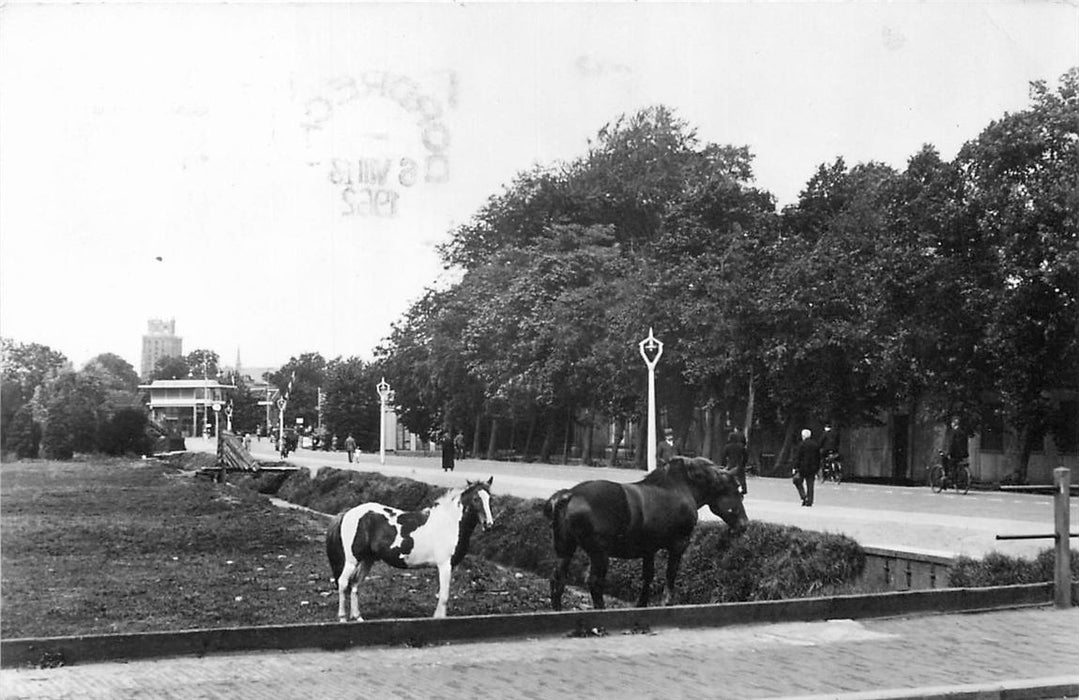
[139, 379, 236, 437]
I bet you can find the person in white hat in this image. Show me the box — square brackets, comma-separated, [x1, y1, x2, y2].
[792, 428, 821, 506]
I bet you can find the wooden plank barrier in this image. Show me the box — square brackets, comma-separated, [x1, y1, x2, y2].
[217, 431, 258, 472]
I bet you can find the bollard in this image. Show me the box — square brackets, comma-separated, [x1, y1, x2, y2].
[1054, 467, 1071, 609]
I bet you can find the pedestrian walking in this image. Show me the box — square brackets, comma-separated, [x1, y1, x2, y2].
[657, 427, 677, 467]
[454, 431, 465, 460]
[344, 434, 357, 463]
[792, 428, 821, 506]
[243, 432, 252, 452]
[442, 431, 455, 472]
[722, 427, 749, 495]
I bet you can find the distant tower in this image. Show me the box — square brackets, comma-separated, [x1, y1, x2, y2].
[141, 319, 183, 379]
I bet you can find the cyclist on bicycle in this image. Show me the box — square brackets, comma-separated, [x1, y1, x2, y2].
[943, 419, 969, 480]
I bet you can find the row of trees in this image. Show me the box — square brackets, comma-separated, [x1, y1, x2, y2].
[0, 338, 388, 459]
[264, 353, 383, 451]
[373, 69, 1078, 479]
[1, 340, 153, 459]
[148, 350, 385, 450]
[5, 70, 1075, 477]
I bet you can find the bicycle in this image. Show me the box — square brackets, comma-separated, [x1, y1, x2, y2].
[927, 451, 971, 495]
[819, 451, 844, 485]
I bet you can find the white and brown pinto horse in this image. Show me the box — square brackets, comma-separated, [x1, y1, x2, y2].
[326, 478, 494, 620]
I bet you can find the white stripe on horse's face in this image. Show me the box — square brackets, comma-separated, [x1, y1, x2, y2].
[477, 489, 494, 530]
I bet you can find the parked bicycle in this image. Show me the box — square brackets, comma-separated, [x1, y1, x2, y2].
[927, 451, 971, 495]
[819, 451, 844, 484]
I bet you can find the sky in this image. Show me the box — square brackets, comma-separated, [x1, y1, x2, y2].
[1, 1, 1076, 374]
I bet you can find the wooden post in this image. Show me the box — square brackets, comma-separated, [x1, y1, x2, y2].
[1054, 467, 1071, 609]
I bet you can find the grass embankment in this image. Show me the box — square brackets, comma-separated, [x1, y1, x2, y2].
[240, 464, 869, 605]
[17, 454, 1058, 640]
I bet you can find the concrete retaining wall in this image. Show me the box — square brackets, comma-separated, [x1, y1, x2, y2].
[1, 582, 1057, 669]
[862, 546, 956, 590]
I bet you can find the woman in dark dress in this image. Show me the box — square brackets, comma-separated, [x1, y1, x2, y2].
[441, 431, 455, 472]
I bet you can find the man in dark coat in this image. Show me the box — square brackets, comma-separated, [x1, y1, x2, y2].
[792, 428, 821, 506]
[441, 431, 455, 472]
[722, 427, 749, 495]
[656, 427, 677, 467]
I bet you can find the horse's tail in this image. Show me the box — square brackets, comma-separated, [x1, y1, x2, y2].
[543, 489, 573, 521]
[326, 511, 347, 587]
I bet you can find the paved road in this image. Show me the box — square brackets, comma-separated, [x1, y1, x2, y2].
[3, 607, 1077, 699]
[230, 439, 1073, 559]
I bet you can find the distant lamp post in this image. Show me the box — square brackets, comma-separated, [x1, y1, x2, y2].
[376, 378, 394, 465]
[276, 397, 287, 452]
[212, 402, 221, 439]
[638, 328, 663, 472]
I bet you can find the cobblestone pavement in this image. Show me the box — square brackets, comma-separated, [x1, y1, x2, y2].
[3, 607, 1077, 699]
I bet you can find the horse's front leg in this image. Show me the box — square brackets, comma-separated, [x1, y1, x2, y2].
[661, 545, 687, 606]
[637, 552, 656, 607]
[586, 550, 609, 610]
[550, 554, 573, 612]
[433, 560, 452, 618]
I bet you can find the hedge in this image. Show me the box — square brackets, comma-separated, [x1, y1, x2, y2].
[232, 465, 867, 605]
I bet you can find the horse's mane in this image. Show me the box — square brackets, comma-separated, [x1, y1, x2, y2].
[640, 457, 733, 499]
[640, 457, 702, 485]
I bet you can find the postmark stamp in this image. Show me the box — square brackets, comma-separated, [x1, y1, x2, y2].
[301, 71, 456, 218]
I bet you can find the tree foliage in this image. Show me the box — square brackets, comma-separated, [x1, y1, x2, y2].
[1, 339, 69, 454]
[151, 355, 189, 380]
[267, 353, 327, 432]
[375, 70, 1078, 476]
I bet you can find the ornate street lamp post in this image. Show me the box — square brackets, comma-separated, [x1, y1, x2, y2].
[376, 378, 393, 465]
[638, 327, 663, 471]
[276, 397, 287, 452]
[212, 402, 221, 438]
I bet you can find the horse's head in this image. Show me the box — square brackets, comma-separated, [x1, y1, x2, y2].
[461, 477, 495, 531]
[708, 469, 749, 535]
[675, 457, 749, 535]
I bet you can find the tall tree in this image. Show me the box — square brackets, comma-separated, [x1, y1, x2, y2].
[268, 353, 327, 432]
[1, 339, 68, 452]
[955, 68, 1079, 480]
[322, 356, 381, 451]
[151, 355, 190, 380]
[185, 349, 220, 380]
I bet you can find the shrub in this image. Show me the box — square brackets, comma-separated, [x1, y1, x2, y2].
[948, 549, 1079, 587]
[237, 464, 867, 605]
[98, 408, 154, 456]
[264, 467, 445, 515]
[473, 495, 563, 574]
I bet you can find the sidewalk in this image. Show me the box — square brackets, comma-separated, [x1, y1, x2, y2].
[229, 440, 1073, 559]
[3, 607, 1077, 699]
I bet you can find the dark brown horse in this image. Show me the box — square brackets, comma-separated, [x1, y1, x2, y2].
[544, 456, 748, 610]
